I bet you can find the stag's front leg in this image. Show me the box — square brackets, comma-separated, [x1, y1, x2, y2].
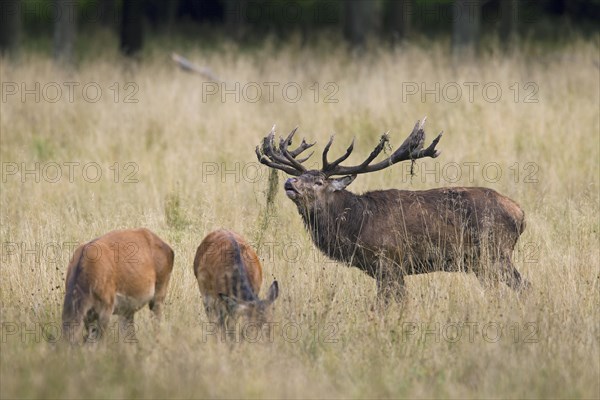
[375, 261, 406, 306]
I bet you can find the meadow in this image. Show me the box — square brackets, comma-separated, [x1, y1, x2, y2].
[1, 35, 599, 398]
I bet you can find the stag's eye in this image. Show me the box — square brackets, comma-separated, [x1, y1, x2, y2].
[315, 181, 323, 186]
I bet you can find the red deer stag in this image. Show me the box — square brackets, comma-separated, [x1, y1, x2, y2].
[194, 229, 279, 328]
[62, 228, 174, 344]
[256, 119, 528, 302]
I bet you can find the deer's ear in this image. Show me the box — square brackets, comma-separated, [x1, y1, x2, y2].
[266, 281, 279, 303]
[329, 175, 356, 191]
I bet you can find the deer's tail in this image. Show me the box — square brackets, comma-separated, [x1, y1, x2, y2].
[61, 250, 91, 344]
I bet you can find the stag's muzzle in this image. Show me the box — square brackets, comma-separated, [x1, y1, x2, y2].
[284, 178, 299, 200]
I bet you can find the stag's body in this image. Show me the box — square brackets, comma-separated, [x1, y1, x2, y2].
[295, 179, 526, 298]
[256, 119, 529, 301]
[193, 229, 279, 327]
[62, 228, 174, 344]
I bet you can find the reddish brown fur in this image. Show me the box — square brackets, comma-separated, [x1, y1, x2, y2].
[62, 228, 174, 344]
[194, 229, 262, 297]
[193, 229, 278, 327]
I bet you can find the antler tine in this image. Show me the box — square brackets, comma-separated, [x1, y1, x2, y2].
[287, 126, 298, 143]
[322, 117, 442, 177]
[279, 127, 309, 172]
[414, 131, 443, 159]
[296, 151, 314, 164]
[322, 134, 387, 176]
[322, 135, 335, 170]
[255, 126, 314, 176]
[260, 125, 278, 157]
[322, 136, 356, 172]
[255, 145, 304, 176]
[264, 132, 291, 166]
[289, 138, 316, 158]
[279, 126, 299, 150]
[348, 133, 389, 170]
[280, 127, 313, 159]
[256, 129, 303, 176]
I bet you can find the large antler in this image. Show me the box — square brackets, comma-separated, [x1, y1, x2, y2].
[255, 126, 316, 176]
[321, 117, 442, 177]
[256, 118, 442, 177]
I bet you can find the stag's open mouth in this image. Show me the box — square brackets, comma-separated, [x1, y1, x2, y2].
[284, 181, 299, 199]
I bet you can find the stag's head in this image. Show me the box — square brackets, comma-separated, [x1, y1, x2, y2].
[283, 171, 356, 205]
[219, 281, 279, 325]
[256, 118, 443, 213]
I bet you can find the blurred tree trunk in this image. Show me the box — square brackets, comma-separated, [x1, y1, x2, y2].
[452, 0, 481, 57]
[0, 0, 21, 56]
[53, 0, 77, 63]
[120, 0, 144, 56]
[563, 0, 577, 25]
[388, 0, 412, 41]
[500, 0, 518, 46]
[343, 0, 375, 48]
[99, 0, 116, 28]
[224, 0, 247, 40]
[165, 0, 179, 34]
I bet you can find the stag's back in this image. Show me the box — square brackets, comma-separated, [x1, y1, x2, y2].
[385, 187, 524, 269]
[417, 187, 525, 250]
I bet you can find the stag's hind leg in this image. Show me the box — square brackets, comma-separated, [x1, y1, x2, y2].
[475, 254, 530, 295]
[499, 256, 531, 293]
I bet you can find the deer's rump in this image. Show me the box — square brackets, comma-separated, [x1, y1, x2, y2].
[63, 228, 171, 317]
[193, 229, 263, 298]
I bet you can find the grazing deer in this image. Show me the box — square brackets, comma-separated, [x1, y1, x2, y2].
[193, 229, 279, 328]
[62, 228, 174, 344]
[256, 119, 529, 302]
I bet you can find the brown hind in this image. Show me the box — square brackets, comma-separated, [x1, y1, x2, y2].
[62, 228, 174, 344]
[193, 229, 279, 329]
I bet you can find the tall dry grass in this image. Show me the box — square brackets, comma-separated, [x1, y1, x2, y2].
[1, 36, 599, 398]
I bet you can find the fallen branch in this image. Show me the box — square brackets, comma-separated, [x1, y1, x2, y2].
[171, 52, 223, 82]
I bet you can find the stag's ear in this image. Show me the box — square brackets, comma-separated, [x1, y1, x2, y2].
[219, 293, 238, 312]
[329, 175, 356, 191]
[266, 281, 279, 303]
